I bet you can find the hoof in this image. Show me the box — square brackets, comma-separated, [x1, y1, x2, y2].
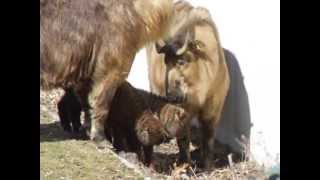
[94, 139, 113, 150]
[78, 125, 90, 139]
[61, 124, 72, 132]
[73, 130, 89, 140]
[178, 158, 190, 166]
[198, 160, 215, 171]
[178, 153, 191, 166]
[72, 125, 81, 134]
[91, 129, 111, 149]
[90, 129, 106, 142]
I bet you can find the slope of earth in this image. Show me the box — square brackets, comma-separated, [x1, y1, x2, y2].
[41, 90, 146, 180]
[40, 89, 268, 180]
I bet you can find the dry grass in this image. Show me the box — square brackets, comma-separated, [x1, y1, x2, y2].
[40, 140, 145, 180]
[40, 89, 268, 180]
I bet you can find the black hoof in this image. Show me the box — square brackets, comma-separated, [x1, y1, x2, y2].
[72, 125, 81, 134]
[61, 124, 72, 132]
[178, 156, 190, 166]
[73, 130, 89, 140]
[197, 159, 214, 171]
[79, 125, 91, 138]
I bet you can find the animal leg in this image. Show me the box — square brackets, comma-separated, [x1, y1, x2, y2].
[74, 83, 91, 137]
[63, 88, 82, 134]
[70, 105, 82, 134]
[57, 93, 72, 132]
[199, 120, 216, 170]
[88, 76, 120, 147]
[177, 129, 191, 165]
[112, 129, 126, 152]
[142, 145, 154, 166]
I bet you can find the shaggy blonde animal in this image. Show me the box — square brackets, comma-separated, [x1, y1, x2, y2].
[146, 0, 230, 169]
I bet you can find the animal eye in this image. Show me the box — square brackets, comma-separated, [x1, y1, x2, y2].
[177, 59, 187, 66]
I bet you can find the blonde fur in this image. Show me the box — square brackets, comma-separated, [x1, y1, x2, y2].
[146, 0, 230, 168]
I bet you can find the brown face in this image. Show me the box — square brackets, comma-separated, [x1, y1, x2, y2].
[156, 31, 205, 108]
[159, 104, 189, 138]
[135, 111, 167, 146]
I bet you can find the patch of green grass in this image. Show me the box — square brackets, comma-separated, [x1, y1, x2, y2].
[40, 139, 143, 180]
[40, 108, 143, 180]
[40, 111, 54, 124]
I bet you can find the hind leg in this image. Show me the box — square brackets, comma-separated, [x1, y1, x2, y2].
[88, 54, 135, 146]
[88, 72, 125, 146]
[73, 83, 91, 137]
[63, 88, 82, 134]
[57, 93, 72, 132]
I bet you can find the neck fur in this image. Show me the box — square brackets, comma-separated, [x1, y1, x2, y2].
[134, 0, 173, 46]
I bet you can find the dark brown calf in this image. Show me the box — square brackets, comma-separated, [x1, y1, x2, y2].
[58, 81, 188, 165]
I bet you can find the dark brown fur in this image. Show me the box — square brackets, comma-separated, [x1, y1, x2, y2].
[58, 81, 188, 165]
[57, 88, 82, 133]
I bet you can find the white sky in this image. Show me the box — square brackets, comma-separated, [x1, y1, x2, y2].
[128, 0, 280, 167]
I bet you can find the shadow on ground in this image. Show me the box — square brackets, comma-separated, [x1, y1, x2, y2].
[151, 142, 242, 174]
[40, 122, 88, 142]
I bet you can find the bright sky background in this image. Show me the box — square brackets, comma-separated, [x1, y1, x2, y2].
[128, 0, 280, 167]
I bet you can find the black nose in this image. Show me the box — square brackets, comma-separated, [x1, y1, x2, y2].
[166, 92, 185, 104]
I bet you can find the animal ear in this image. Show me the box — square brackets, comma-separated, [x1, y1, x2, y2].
[189, 40, 209, 60]
[189, 40, 205, 50]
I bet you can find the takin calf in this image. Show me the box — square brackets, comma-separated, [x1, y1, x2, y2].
[58, 81, 189, 165]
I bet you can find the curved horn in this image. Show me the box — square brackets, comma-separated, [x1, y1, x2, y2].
[175, 31, 191, 56]
[155, 39, 166, 53]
